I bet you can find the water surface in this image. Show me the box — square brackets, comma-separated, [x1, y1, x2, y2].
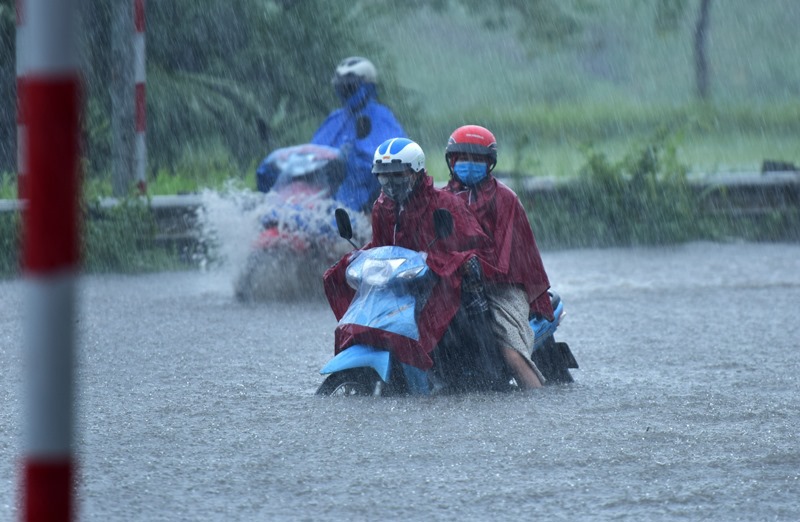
[1, 242, 799, 520]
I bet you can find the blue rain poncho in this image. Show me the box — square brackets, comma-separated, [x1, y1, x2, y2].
[311, 83, 406, 212]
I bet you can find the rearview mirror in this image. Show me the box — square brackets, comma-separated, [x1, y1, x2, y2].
[335, 208, 353, 240]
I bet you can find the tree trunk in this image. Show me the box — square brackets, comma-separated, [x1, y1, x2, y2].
[694, 0, 712, 101]
[111, 0, 135, 197]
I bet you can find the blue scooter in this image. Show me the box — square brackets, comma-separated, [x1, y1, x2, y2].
[316, 209, 577, 396]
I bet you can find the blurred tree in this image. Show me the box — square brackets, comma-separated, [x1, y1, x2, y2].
[110, 0, 136, 196]
[1, 0, 733, 182]
[0, 0, 394, 182]
[0, 0, 15, 176]
[655, 0, 713, 100]
[454, 0, 715, 101]
[365, 0, 586, 52]
[458, 0, 585, 50]
[693, 0, 712, 100]
[654, 0, 689, 32]
[93, 0, 384, 178]
[394, 0, 716, 103]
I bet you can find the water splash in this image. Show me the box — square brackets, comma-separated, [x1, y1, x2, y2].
[194, 181, 371, 301]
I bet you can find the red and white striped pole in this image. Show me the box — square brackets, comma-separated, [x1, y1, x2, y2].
[16, 0, 28, 199]
[20, 0, 81, 520]
[134, 0, 147, 194]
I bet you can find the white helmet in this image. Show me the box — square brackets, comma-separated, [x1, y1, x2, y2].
[372, 138, 425, 203]
[334, 56, 378, 84]
[372, 138, 425, 174]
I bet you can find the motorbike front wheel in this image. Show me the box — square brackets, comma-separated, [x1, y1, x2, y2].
[316, 369, 383, 397]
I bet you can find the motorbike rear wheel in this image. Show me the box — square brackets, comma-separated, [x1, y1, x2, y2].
[316, 369, 383, 397]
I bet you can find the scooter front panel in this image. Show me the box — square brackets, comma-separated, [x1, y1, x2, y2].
[320, 344, 392, 382]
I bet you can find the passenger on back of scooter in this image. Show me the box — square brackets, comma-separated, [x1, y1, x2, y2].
[323, 137, 492, 370]
[311, 56, 407, 213]
[444, 125, 554, 389]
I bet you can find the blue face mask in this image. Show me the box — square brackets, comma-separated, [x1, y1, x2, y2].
[337, 82, 376, 113]
[453, 161, 488, 186]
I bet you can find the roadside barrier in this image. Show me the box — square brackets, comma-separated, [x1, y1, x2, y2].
[1, 170, 798, 254]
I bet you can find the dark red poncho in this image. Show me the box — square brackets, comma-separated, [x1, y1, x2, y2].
[323, 175, 492, 369]
[446, 176, 554, 320]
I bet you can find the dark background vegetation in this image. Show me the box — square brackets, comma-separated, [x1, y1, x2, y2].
[0, 0, 798, 272]
[2, 0, 799, 181]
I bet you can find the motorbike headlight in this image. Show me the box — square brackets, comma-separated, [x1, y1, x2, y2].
[345, 264, 361, 289]
[346, 253, 425, 289]
[360, 258, 404, 286]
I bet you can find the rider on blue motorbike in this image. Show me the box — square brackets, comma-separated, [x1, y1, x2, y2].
[310, 57, 407, 213]
[323, 138, 493, 371]
[256, 57, 406, 213]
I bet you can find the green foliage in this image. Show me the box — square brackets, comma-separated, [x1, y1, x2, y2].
[425, 101, 800, 178]
[82, 197, 180, 273]
[528, 131, 711, 248]
[82, 97, 112, 179]
[578, 132, 698, 244]
[3, 0, 799, 181]
[0, 172, 15, 199]
[444, 101, 800, 147]
[389, 0, 590, 53]
[0, 0, 14, 172]
[147, 144, 248, 195]
[80, 144, 248, 197]
[0, 197, 184, 277]
[1, 0, 796, 270]
[76, 0, 387, 179]
[654, 0, 690, 33]
[0, 210, 19, 276]
[0, 0, 13, 23]
[146, 67, 265, 175]
[527, 130, 799, 249]
[458, 0, 587, 51]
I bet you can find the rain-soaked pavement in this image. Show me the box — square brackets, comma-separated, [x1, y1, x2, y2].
[1, 241, 799, 521]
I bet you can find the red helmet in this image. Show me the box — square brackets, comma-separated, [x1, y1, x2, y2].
[445, 125, 498, 173]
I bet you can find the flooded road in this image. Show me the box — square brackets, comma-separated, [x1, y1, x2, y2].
[1, 241, 799, 521]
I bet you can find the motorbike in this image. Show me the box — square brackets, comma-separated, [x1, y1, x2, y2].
[234, 144, 370, 301]
[316, 209, 578, 397]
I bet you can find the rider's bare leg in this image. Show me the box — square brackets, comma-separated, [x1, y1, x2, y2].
[502, 347, 543, 389]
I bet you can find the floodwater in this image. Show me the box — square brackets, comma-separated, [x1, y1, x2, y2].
[1, 241, 799, 521]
